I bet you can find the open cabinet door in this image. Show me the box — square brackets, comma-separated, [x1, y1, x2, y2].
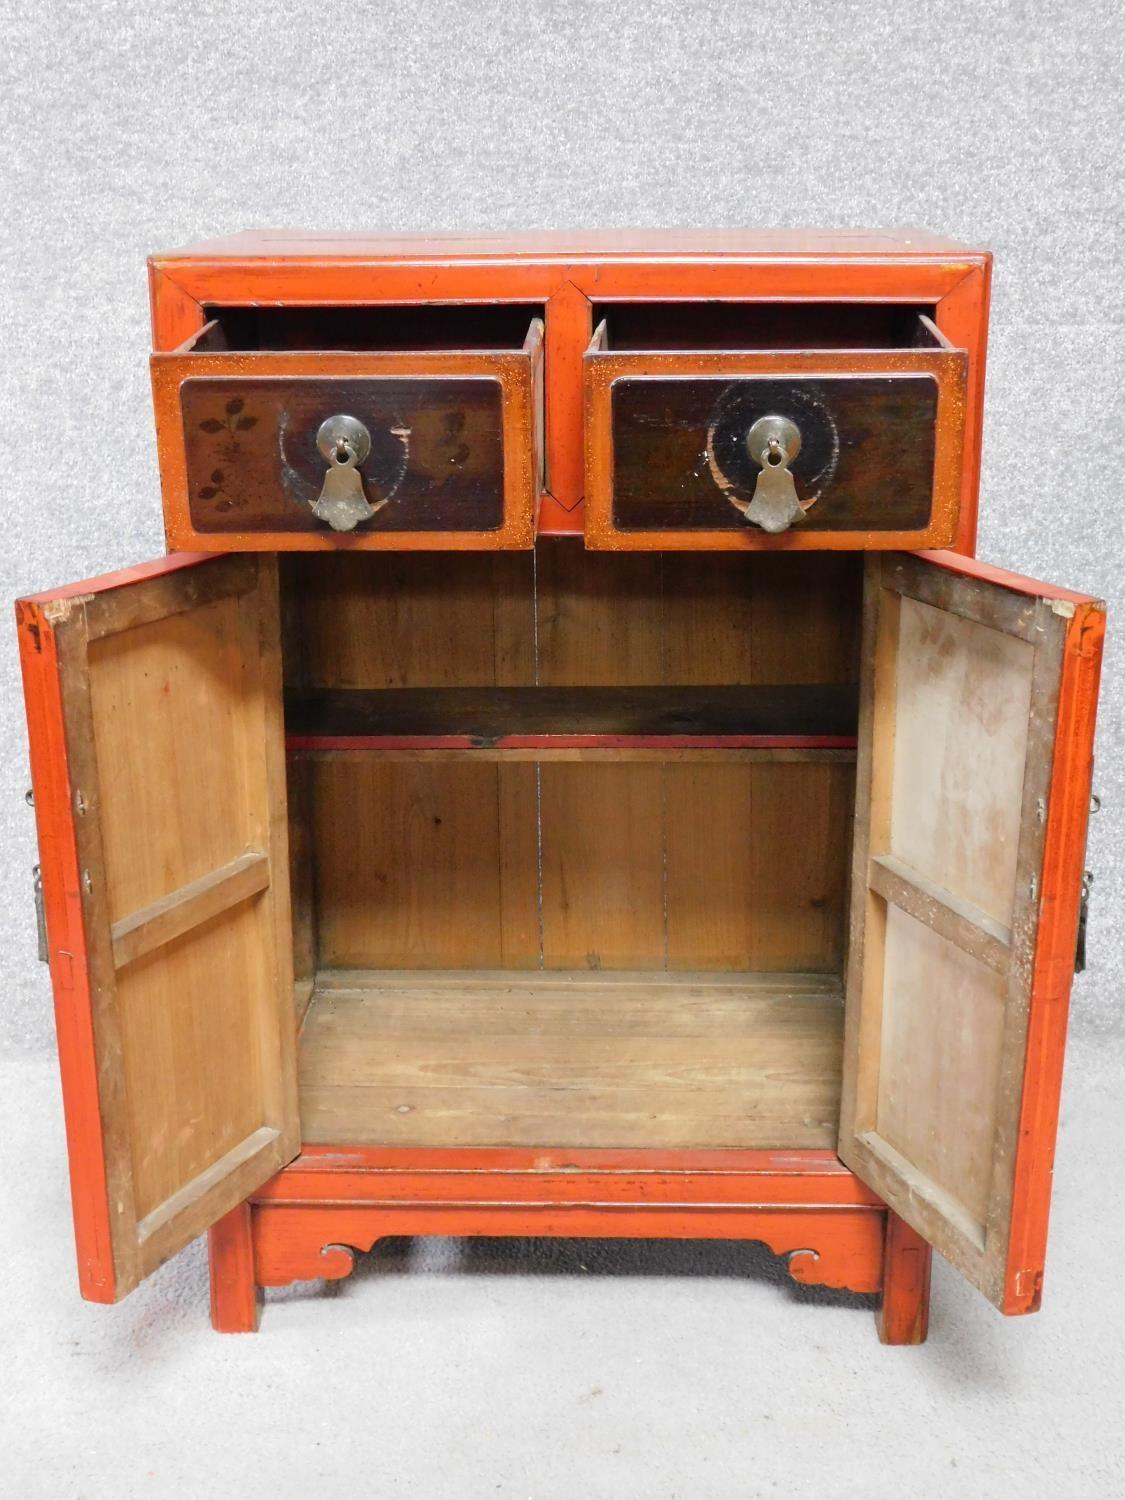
[17, 553, 299, 1302]
[840, 551, 1104, 1313]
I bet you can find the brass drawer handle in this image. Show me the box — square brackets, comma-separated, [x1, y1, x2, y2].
[312, 416, 387, 532]
[743, 415, 805, 534]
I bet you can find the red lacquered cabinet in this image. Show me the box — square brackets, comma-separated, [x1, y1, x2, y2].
[17, 231, 1104, 1340]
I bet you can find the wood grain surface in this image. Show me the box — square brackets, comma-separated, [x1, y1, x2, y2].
[298, 970, 844, 1150]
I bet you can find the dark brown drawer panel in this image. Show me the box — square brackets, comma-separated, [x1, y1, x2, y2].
[584, 316, 967, 552]
[610, 375, 937, 532]
[151, 319, 543, 552]
[181, 377, 504, 534]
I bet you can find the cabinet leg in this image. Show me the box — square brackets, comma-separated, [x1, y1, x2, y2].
[209, 1202, 261, 1333]
[877, 1211, 931, 1345]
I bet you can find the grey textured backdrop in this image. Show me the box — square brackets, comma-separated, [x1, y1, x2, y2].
[1, 0, 1121, 1054]
[2, 7, 1125, 1497]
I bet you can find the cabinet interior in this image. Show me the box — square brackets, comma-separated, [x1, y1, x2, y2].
[593, 300, 937, 350]
[196, 303, 545, 352]
[280, 544, 864, 1151]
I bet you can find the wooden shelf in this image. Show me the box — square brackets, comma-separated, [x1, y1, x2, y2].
[285, 684, 858, 757]
[298, 969, 844, 1150]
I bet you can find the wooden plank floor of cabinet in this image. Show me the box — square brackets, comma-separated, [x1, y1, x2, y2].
[296, 971, 843, 1150]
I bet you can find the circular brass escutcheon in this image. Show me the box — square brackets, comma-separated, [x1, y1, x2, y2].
[316, 414, 372, 467]
[746, 414, 801, 467]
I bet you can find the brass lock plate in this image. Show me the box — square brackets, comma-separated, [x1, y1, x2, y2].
[311, 415, 385, 532]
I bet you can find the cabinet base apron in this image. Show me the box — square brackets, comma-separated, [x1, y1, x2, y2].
[207, 1147, 929, 1344]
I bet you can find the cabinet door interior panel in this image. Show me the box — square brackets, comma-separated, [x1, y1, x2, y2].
[840, 551, 1105, 1313]
[17, 554, 299, 1301]
[89, 595, 262, 915]
[888, 596, 1033, 926]
[877, 909, 1007, 1233]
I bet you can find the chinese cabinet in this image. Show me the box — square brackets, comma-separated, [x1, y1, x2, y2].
[17, 231, 1104, 1341]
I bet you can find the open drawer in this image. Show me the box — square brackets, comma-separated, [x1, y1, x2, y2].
[583, 303, 968, 551]
[151, 306, 544, 551]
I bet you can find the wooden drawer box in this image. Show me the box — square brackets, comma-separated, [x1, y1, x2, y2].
[583, 304, 967, 551]
[150, 306, 544, 551]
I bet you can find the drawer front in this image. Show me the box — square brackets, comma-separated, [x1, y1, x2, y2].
[585, 348, 967, 551]
[611, 375, 936, 531]
[181, 376, 505, 533]
[152, 332, 542, 551]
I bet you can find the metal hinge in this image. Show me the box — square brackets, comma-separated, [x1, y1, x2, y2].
[1075, 792, 1100, 974]
[33, 864, 48, 963]
[1075, 869, 1092, 973]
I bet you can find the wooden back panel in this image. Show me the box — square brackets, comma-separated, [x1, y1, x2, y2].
[286, 546, 861, 973]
